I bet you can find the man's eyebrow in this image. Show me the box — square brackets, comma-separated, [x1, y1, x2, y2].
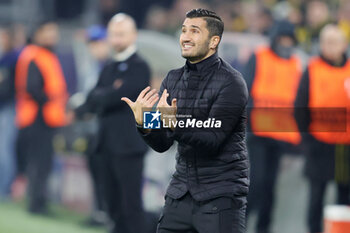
[182, 25, 202, 30]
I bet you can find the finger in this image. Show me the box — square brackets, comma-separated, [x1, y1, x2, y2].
[171, 98, 177, 107]
[147, 95, 159, 107]
[145, 93, 159, 104]
[121, 97, 134, 108]
[143, 89, 157, 101]
[159, 89, 168, 104]
[157, 92, 164, 105]
[136, 86, 151, 101]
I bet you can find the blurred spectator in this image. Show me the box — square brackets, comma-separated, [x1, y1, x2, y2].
[145, 6, 170, 33]
[71, 24, 109, 227]
[74, 25, 109, 94]
[244, 20, 302, 233]
[287, 6, 303, 25]
[272, 1, 293, 21]
[74, 13, 152, 233]
[338, 1, 350, 42]
[99, 0, 120, 26]
[216, 1, 246, 32]
[14, 21, 69, 214]
[295, 24, 350, 233]
[0, 24, 26, 199]
[295, 0, 331, 54]
[86, 26, 109, 63]
[242, 3, 273, 35]
[306, 1, 330, 38]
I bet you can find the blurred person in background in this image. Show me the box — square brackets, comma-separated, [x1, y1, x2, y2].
[71, 24, 109, 227]
[338, 1, 350, 43]
[73, 13, 152, 233]
[243, 3, 273, 36]
[295, 24, 350, 233]
[214, 1, 245, 32]
[295, 0, 331, 54]
[74, 25, 109, 95]
[122, 8, 249, 233]
[244, 20, 302, 233]
[0, 24, 26, 199]
[145, 6, 171, 34]
[14, 20, 69, 214]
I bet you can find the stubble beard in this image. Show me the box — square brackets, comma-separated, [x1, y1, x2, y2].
[181, 39, 210, 63]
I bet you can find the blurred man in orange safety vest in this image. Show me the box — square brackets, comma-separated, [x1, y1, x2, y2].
[244, 20, 302, 233]
[14, 20, 69, 214]
[295, 24, 350, 233]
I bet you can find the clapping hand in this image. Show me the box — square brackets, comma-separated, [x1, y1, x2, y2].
[121, 87, 177, 130]
[121, 86, 159, 125]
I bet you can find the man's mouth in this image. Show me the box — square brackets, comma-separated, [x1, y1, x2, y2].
[182, 43, 194, 50]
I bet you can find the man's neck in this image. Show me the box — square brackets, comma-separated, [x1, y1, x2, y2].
[34, 43, 53, 51]
[321, 53, 347, 67]
[332, 57, 345, 66]
[113, 44, 136, 62]
[188, 50, 216, 64]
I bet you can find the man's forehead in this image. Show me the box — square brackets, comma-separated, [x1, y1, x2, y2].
[182, 17, 207, 28]
[108, 20, 135, 32]
[321, 32, 345, 43]
[320, 26, 346, 41]
[109, 20, 126, 28]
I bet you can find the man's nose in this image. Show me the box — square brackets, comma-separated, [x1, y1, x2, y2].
[181, 32, 191, 42]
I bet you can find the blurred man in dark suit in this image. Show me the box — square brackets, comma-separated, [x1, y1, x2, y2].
[74, 13, 151, 233]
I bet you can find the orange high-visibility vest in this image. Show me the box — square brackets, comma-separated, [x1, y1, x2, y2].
[308, 57, 350, 144]
[250, 47, 302, 145]
[15, 45, 68, 129]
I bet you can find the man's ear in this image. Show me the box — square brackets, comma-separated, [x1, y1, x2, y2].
[209, 36, 220, 50]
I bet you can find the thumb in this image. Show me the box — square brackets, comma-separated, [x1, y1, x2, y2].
[159, 89, 168, 104]
[171, 98, 177, 107]
[121, 97, 134, 108]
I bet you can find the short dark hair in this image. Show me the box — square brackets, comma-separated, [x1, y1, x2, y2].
[186, 8, 224, 39]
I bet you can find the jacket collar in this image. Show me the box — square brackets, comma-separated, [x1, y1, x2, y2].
[185, 52, 219, 74]
[320, 53, 347, 68]
[113, 44, 137, 62]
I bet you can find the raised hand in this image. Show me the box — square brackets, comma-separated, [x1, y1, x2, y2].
[157, 89, 177, 109]
[157, 89, 177, 130]
[121, 86, 159, 125]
